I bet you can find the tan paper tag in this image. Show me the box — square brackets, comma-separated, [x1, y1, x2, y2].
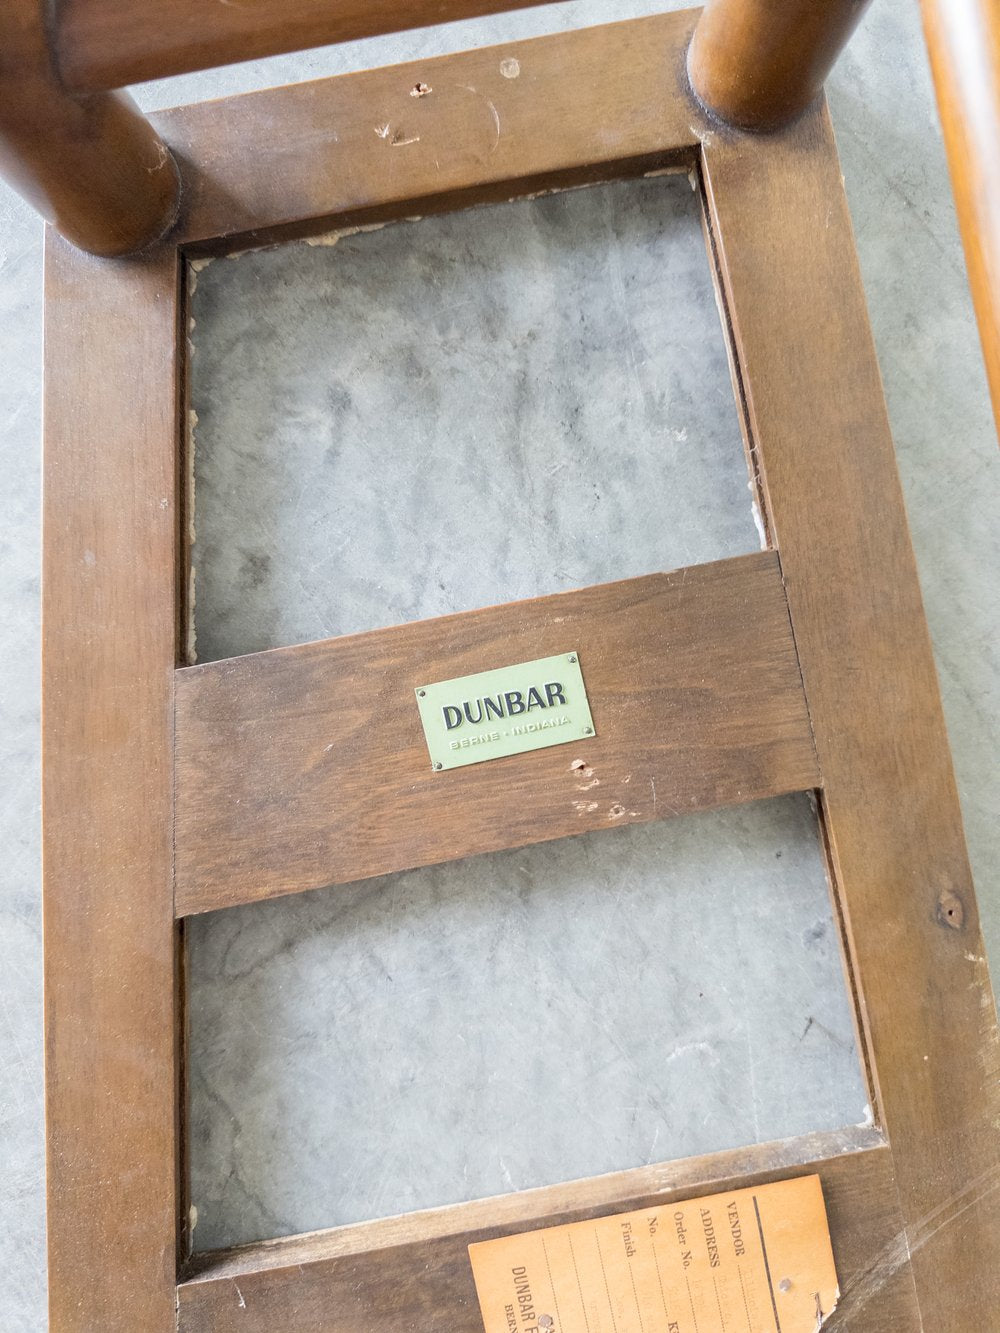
[468, 1173, 839, 1332]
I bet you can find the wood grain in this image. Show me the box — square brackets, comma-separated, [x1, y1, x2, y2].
[42, 239, 182, 1326]
[56, 0, 566, 92]
[175, 551, 819, 916]
[152, 9, 702, 251]
[0, 0, 178, 255]
[701, 100, 1000, 1328]
[922, 0, 1000, 446]
[177, 1129, 920, 1331]
[688, 0, 874, 130]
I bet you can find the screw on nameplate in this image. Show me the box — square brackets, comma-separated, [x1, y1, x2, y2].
[414, 652, 595, 772]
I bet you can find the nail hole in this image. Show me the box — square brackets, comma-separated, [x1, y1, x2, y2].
[937, 888, 965, 930]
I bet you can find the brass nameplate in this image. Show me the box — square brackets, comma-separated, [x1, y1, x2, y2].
[415, 653, 595, 771]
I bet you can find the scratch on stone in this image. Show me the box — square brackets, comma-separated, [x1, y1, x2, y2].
[664, 1039, 718, 1065]
[233, 1281, 246, 1310]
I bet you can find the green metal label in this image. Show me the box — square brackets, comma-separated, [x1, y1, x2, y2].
[415, 652, 595, 771]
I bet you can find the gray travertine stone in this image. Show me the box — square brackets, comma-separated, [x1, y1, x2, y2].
[2, 0, 998, 1323]
[188, 795, 862, 1250]
[187, 172, 867, 1250]
[189, 174, 756, 659]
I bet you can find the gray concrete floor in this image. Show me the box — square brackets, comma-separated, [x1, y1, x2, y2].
[2, 1, 999, 1326]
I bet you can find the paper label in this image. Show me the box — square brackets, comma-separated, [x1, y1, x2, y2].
[468, 1174, 839, 1333]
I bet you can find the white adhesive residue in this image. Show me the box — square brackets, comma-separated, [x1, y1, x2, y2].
[304, 221, 388, 249]
[751, 494, 768, 549]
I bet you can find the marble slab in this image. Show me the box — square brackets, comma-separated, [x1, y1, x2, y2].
[187, 794, 866, 1250]
[188, 174, 759, 657]
[187, 173, 867, 1251]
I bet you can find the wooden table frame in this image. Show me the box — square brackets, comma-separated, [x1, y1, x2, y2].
[41, 8, 1000, 1330]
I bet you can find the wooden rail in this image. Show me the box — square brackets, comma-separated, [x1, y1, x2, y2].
[56, 0, 565, 92]
[174, 552, 819, 915]
[177, 1129, 902, 1331]
[922, 0, 1000, 445]
[1, 0, 877, 253]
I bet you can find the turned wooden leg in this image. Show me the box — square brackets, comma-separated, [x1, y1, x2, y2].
[689, 0, 873, 130]
[922, 0, 1000, 445]
[0, 0, 179, 256]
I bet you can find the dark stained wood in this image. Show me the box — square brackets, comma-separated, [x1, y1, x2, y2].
[701, 100, 1000, 1328]
[0, 0, 179, 255]
[177, 1130, 920, 1332]
[688, 0, 874, 130]
[57, 0, 566, 92]
[42, 238, 183, 1326]
[175, 552, 819, 916]
[922, 0, 1000, 445]
[153, 9, 701, 251]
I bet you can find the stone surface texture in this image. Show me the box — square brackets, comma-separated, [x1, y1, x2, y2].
[186, 168, 868, 1250]
[1, 0, 998, 1325]
[189, 175, 755, 659]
